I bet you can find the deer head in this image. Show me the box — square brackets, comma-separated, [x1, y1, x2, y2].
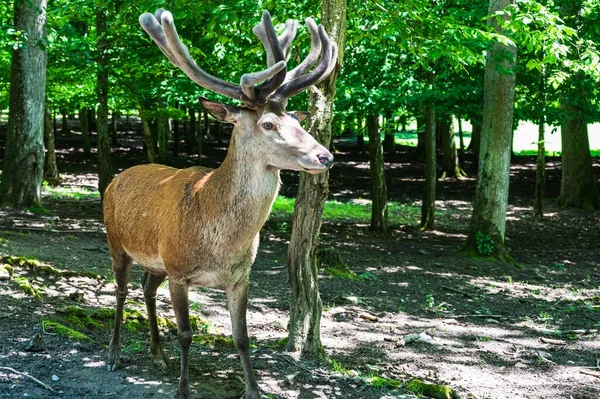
[139, 9, 338, 174]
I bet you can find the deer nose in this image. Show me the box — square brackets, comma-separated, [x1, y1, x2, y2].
[318, 153, 334, 167]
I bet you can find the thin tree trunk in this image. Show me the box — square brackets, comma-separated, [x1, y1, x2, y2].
[462, 0, 517, 262]
[61, 110, 68, 134]
[96, 8, 112, 199]
[0, 0, 47, 208]
[421, 72, 436, 230]
[415, 114, 426, 161]
[80, 108, 91, 159]
[173, 117, 180, 157]
[287, 0, 346, 359]
[156, 116, 170, 162]
[110, 111, 119, 147]
[468, 116, 482, 163]
[367, 114, 388, 231]
[458, 117, 465, 166]
[187, 107, 197, 153]
[44, 105, 58, 182]
[440, 114, 466, 178]
[140, 112, 156, 163]
[533, 68, 546, 218]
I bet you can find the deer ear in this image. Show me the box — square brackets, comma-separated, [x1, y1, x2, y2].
[199, 97, 242, 124]
[289, 111, 310, 122]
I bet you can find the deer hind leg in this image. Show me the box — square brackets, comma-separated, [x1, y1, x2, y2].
[107, 251, 132, 372]
[226, 279, 260, 399]
[142, 271, 168, 368]
[169, 279, 192, 399]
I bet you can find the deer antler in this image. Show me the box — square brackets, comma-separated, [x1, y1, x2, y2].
[139, 9, 286, 107]
[140, 9, 337, 107]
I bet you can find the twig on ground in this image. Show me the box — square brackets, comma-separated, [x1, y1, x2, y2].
[540, 337, 566, 346]
[274, 353, 311, 373]
[359, 312, 379, 322]
[442, 286, 474, 298]
[580, 369, 600, 378]
[0, 313, 12, 319]
[0, 367, 57, 393]
[41, 320, 57, 336]
[453, 314, 503, 319]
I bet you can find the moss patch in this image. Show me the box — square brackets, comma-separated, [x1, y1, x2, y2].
[42, 319, 91, 341]
[405, 378, 459, 399]
[13, 276, 43, 299]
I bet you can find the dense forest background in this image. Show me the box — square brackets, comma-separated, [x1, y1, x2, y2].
[1, 0, 600, 398]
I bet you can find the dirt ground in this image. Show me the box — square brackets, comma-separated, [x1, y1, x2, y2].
[1, 123, 600, 399]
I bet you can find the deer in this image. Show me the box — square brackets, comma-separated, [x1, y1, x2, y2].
[102, 8, 338, 399]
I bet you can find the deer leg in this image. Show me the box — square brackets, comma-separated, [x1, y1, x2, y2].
[107, 252, 132, 372]
[169, 280, 192, 399]
[142, 271, 168, 368]
[226, 280, 260, 399]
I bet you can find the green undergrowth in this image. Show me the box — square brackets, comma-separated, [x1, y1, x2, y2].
[271, 196, 419, 225]
[13, 276, 43, 299]
[328, 358, 460, 397]
[43, 182, 101, 200]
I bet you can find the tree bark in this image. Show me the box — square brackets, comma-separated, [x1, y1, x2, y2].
[61, 110, 68, 134]
[558, 79, 600, 209]
[367, 114, 388, 231]
[140, 112, 156, 163]
[186, 107, 197, 153]
[80, 108, 91, 159]
[462, 0, 517, 262]
[533, 68, 546, 218]
[287, 0, 346, 358]
[421, 72, 436, 230]
[415, 114, 426, 161]
[0, 0, 47, 208]
[440, 114, 466, 178]
[156, 116, 171, 163]
[556, 0, 600, 210]
[96, 8, 112, 199]
[468, 115, 482, 163]
[110, 111, 119, 147]
[43, 105, 58, 182]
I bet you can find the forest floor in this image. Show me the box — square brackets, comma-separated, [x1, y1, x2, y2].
[1, 122, 600, 399]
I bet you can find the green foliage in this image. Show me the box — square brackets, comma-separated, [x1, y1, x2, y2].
[475, 231, 495, 257]
[405, 378, 458, 399]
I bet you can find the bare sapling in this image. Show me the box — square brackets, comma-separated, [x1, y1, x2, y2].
[103, 8, 338, 399]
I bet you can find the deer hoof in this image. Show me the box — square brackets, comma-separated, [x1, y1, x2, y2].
[151, 352, 168, 369]
[106, 346, 121, 371]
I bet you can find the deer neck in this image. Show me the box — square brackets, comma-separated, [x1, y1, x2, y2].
[205, 134, 280, 227]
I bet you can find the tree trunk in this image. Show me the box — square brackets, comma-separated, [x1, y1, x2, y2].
[458, 117, 465, 166]
[110, 111, 119, 147]
[96, 8, 112, 199]
[80, 108, 91, 159]
[140, 114, 156, 163]
[440, 114, 466, 178]
[187, 107, 197, 153]
[468, 116, 482, 163]
[415, 114, 426, 161]
[558, 82, 600, 209]
[43, 105, 58, 182]
[367, 114, 388, 231]
[533, 69, 546, 218]
[61, 110, 68, 134]
[156, 116, 171, 163]
[0, 0, 47, 208]
[421, 72, 436, 230]
[173, 117, 180, 157]
[462, 0, 517, 262]
[287, 0, 346, 359]
[383, 114, 395, 155]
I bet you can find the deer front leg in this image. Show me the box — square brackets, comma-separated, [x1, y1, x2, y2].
[107, 253, 132, 372]
[226, 279, 260, 399]
[169, 279, 192, 399]
[142, 271, 168, 368]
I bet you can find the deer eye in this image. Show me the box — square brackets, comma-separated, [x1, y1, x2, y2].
[262, 122, 274, 130]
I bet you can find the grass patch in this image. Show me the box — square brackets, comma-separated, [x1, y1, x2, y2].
[272, 197, 420, 225]
[42, 183, 101, 200]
